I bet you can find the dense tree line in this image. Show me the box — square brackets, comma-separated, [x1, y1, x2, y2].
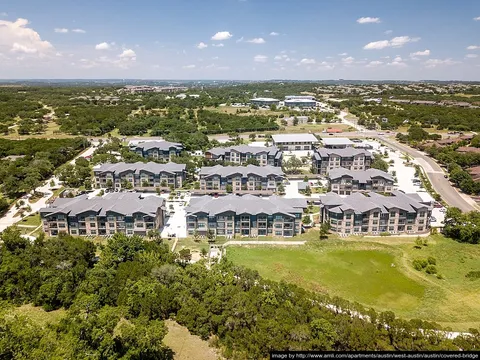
[0, 138, 87, 197]
[0, 229, 479, 358]
[443, 207, 480, 244]
[197, 109, 279, 133]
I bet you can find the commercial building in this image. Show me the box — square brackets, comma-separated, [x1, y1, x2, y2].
[312, 148, 373, 175]
[185, 194, 307, 237]
[271, 133, 319, 151]
[285, 95, 316, 101]
[328, 168, 395, 195]
[250, 97, 280, 106]
[322, 138, 354, 149]
[93, 162, 186, 190]
[284, 116, 309, 125]
[198, 165, 285, 195]
[284, 99, 317, 108]
[130, 141, 183, 161]
[205, 145, 282, 167]
[40, 193, 166, 237]
[320, 191, 432, 235]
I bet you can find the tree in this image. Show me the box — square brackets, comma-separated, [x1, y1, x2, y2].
[207, 229, 216, 243]
[293, 117, 299, 126]
[245, 157, 260, 166]
[106, 179, 113, 188]
[319, 223, 331, 239]
[226, 184, 233, 193]
[193, 230, 200, 242]
[200, 247, 208, 258]
[302, 215, 312, 226]
[178, 248, 192, 263]
[277, 183, 286, 195]
[283, 155, 303, 174]
[371, 153, 389, 172]
[249, 133, 256, 141]
[304, 186, 312, 196]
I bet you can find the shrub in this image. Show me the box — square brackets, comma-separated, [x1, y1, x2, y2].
[425, 265, 437, 274]
[427, 257, 436, 265]
[413, 259, 427, 271]
[436, 273, 444, 280]
[379, 232, 391, 237]
[465, 270, 480, 280]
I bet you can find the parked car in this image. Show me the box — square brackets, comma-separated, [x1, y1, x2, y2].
[430, 217, 437, 222]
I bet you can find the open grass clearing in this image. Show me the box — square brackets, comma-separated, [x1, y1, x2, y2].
[164, 320, 223, 360]
[13, 304, 66, 327]
[16, 212, 41, 227]
[227, 234, 480, 331]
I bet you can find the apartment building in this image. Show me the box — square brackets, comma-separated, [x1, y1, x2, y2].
[40, 193, 166, 237]
[328, 168, 395, 195]
[205, 145, 283, 167]
[198, 165, 285, 195]
[250, 97, 280, 106]
[185, 194, 307, 237]
[312, 148, 373, 175]
[320, 191, 432, 235]
[130, 141, 183, 161]
[271, 133, 319, 151]
[93, 162, 186, 190]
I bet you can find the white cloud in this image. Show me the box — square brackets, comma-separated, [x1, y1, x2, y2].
[357, 17, 381, 24]
[72, 28, 86, 33]
[366, 60, 383, 67]
[212, 56, 219, 60]
[0, 12, 7, 17]
[474, 16, 480, 21]
[341, 56, 355, 64]
[211, 31, 232, 41]
[410, 49, 430, 57]
[196, 42, 208, 49]
[95, 42, 111, 50]
[212, 43, 224, 47]
[119, 49, 136, 59]
[338, 52, 348, 56]
[183, 64, 196, 69]
[424, 58, 460, 68]
[364, 36, 420, 50]
[236, 37, 244, 43]
[467, 45, 480, 50]
[384, 30, 393, 35]
[54, 28, 68, 33]
[270, 32, 279, 36]
[393, 56, 403, 62]
[465, 54, 478, 58]
[299, 58, 315, 64]
[253, 54, 268, 62]
[1, 18, 53, 57]
[246, 37, 265, 44]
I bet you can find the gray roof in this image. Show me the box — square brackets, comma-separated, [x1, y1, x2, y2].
[93, 162, 186, 175]
[272, 133, 318, 143]
[297, 181, 309, 191]
[40, 193, 165, 217]
[314, 148, 372, 160]
[321, 191, 430, 215]
[328, 168, 394, 183]
[186, 194, 307, 217]
[206, 145, 281, 157]
[131, 140, 183, 152]
[199, 164, 284, 178]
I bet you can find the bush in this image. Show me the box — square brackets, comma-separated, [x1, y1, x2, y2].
[427, 257, 436, 265]
[413, 259, 427, 271]
[425, 265, 437, 274]
[465, 270, 480, 280]
[436, 273, 444, 280]
[379, 232, 391, 237]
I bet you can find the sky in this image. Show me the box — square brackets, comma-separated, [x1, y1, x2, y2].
[1, 0, 480, 80]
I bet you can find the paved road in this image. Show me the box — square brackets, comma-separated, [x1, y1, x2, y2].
[0, 145, 97, 233]
[338, 111, 477, 212]
[379, 136, 478, 212]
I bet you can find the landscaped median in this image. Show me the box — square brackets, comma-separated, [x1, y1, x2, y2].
[226, 233, 480, 332]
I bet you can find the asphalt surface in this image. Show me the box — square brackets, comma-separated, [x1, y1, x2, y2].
[378, 136, 478, 212]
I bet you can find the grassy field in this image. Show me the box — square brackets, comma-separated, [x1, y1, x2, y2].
[279, 123, 350, 134]
[16, 212, 41, 226]
[13, 304, 66, 327]
[163, 320, 222, 360]
[227, 234, 480, 331]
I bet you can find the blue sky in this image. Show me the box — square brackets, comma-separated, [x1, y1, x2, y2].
[0, 0, 480, 80]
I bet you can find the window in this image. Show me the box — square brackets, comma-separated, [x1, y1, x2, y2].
[373, 220, 378, 225]
[418, 227, 424, 231]
[90, 223, 96, 228]
[390, 212, 396, 217]
[389, 219, 395, 224]
[127, 230, 133, 235]
[419, 211, 425, 217]
[109, 222, 115, 227]
[372, 227, 377, 232]
[71, 230, 77, 234]
[346, 222, 351, 227]
[388, 226, 394, 231]
[373, 212, 379, 218]
[345, 213, 352, 220]
[275, 231, 282, 236]
[407, 226, 413, 231]
[90, 230, 97, 235]
[227, 230, 233, 235]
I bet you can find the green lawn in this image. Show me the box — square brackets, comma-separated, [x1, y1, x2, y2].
[227, 235, 480, 331]
[16, 212, 41, 226]
[13, 304, 66, 327]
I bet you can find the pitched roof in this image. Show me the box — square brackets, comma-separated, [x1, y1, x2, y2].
[206, 145, 281, 157]
[328, 168, 394, 183]
[186, 194, 307, 217]
[271, 133, 319, 143]
[322, 138, 354, 146]
[40, 193, 165, 217]
[199, 164, 284, 178]
[321, 191, 430, 214]
[314, 148, 372, 160]
[130, 140, 183, 151]
[93, 162, 186, 175]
